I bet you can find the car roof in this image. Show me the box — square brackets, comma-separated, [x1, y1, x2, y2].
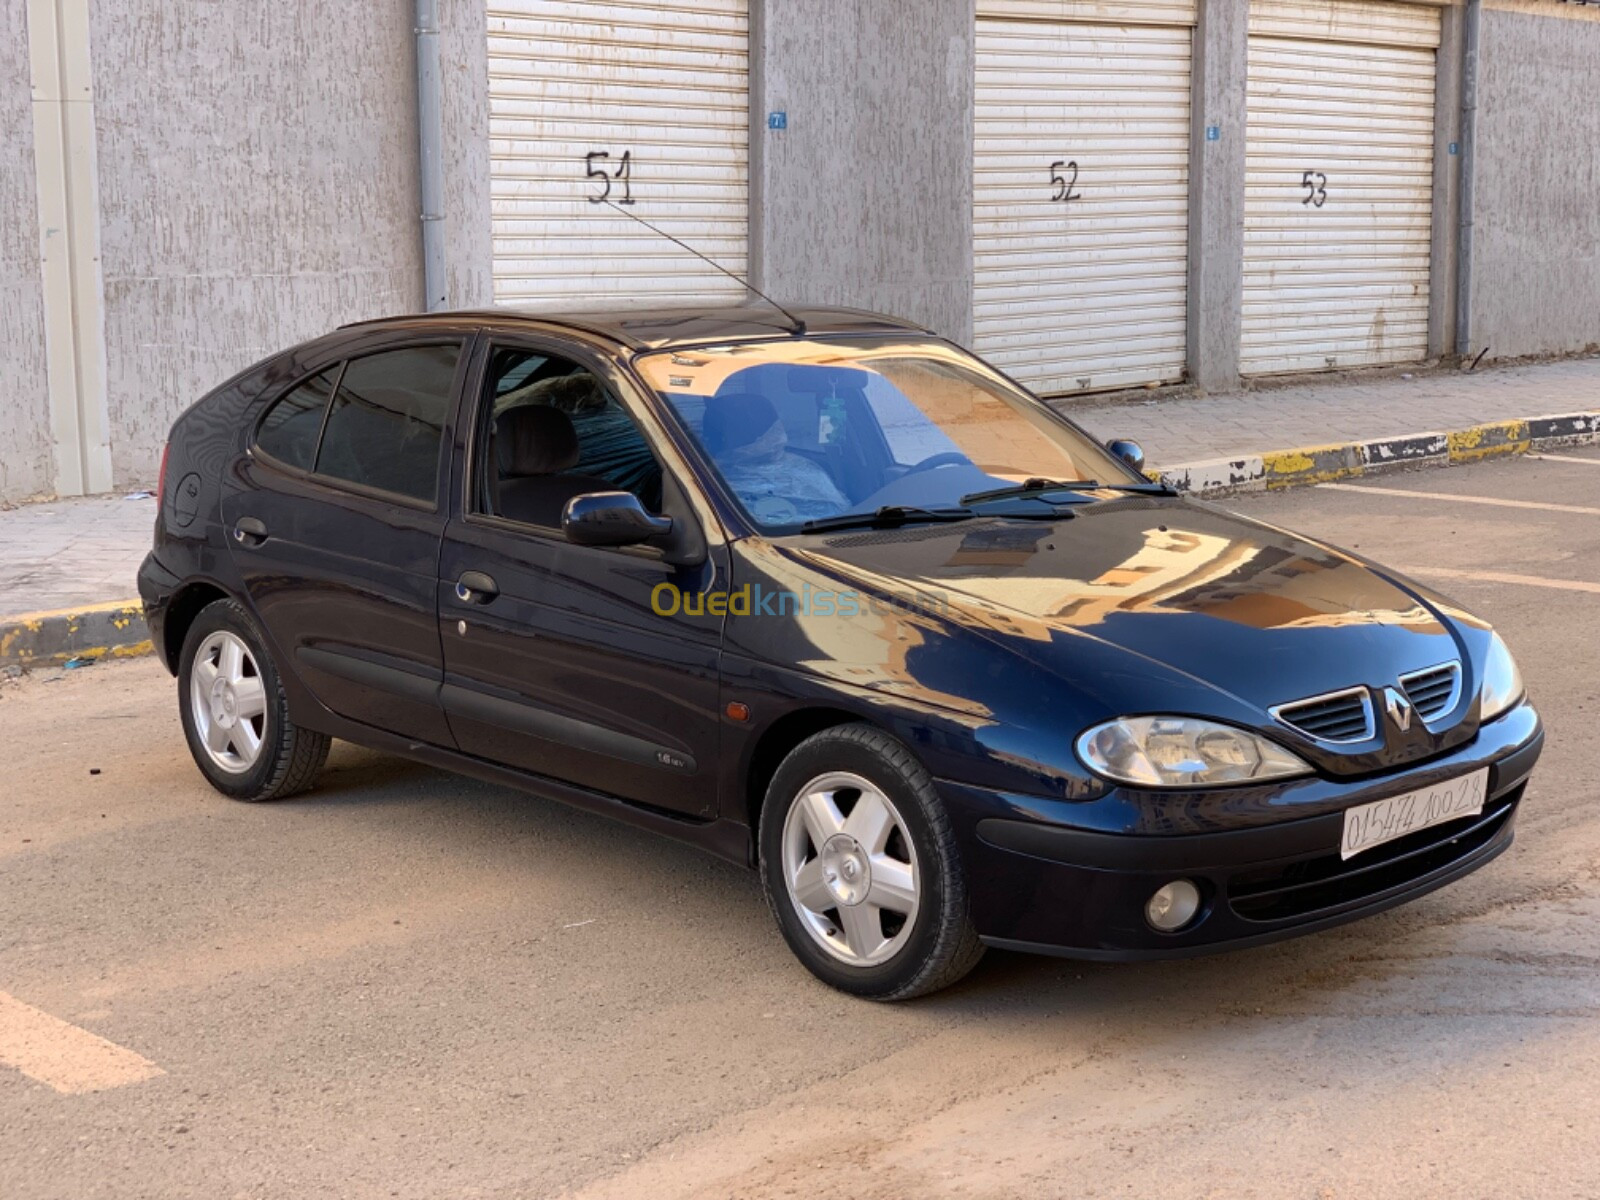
[340, 302, 931, 352]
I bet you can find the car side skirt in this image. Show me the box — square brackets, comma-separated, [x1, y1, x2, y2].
[288, 701, 752, 868]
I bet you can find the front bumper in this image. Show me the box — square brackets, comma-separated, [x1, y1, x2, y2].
[939, 703, 1544, 960]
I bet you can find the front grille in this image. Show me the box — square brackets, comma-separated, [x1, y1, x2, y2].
[1228, 790, 1520, 923]
[1400, 661, 1462, 724]
[1272, 687, 1375, 743]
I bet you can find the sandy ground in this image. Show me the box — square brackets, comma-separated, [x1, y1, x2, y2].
[1, 448, 1597, 1199]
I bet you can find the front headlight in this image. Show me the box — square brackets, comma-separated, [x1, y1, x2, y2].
[1479, 633, 1525, 721]
[1075, 716, 1313, 789]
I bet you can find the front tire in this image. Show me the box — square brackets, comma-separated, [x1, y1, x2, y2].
[759, 723, 984, 1000]
[177, 598, 329, 802]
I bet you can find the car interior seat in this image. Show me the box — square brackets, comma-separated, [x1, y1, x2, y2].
[494, 405, 613, 528]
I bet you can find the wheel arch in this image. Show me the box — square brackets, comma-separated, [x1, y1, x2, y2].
[743, 706, 876, 835]
[161, 580, 232, 672]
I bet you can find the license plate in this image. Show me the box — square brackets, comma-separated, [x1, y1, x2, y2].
[1340, 768, 1489, 860]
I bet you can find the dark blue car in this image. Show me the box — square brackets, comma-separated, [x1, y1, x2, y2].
[138, 305, 1542, 999]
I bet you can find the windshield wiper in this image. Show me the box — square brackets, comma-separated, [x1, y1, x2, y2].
[960, 477, 1177, 505]
[960, 478, 1100, 505]
[799, 505, 977, 534]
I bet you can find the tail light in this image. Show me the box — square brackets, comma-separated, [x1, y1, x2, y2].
[157, 442, 170, 500]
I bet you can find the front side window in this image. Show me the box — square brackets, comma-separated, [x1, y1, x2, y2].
[314, 345, 460, 503]
[636, 337, 1138, 531]
[474, 345, 664, 530]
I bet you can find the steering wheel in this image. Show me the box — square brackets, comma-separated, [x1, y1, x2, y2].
[903, 451, 972, 476]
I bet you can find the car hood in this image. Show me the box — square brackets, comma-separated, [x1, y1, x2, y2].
[776, 495, 1481, 723]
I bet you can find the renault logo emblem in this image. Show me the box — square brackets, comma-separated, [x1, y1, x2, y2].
[1383, 687, 1414, 732]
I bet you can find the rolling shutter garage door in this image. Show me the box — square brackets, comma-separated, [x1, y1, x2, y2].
[488, 1, 749, 307]
[974, 1, 1195, 397]
[1242, 0, 1441, 374]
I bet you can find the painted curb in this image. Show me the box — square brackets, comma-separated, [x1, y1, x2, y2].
[1156, 410, 1600, 497]
[0, 601, 150, 671]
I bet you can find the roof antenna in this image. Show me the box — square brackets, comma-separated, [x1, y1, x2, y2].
[601, 198, 806, 337]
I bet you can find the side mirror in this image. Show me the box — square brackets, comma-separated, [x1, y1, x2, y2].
[562, 491, 673, 548]
[1107, 438, 1146, 475]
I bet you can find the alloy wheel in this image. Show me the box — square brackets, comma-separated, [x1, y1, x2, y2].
[189, 630, 268, 774]
[780, 771, 921, 967]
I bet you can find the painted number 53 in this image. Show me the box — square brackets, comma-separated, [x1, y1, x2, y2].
[1301, 170, 1328, 208]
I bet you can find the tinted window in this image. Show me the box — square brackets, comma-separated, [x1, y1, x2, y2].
[315, 345, 460, 503]
[477, 346, 664, 529]
[256, 369, 338, 471]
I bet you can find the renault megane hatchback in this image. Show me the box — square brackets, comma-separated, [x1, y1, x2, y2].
[139, 305, 1542, 999]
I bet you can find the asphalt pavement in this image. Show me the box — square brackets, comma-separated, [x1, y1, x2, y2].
[2, 448, 1597, 1199]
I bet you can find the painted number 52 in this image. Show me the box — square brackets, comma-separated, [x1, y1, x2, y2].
[1301, 170, 1328, 208]
[1049, 160, 1082, 203]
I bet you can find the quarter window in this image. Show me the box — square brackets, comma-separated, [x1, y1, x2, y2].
[256, 369, 338, 472]
[315, 345, 461, 503]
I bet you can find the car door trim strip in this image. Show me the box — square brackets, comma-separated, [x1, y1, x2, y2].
[296, 646, 442, 705]
[440, 683, 695, 773]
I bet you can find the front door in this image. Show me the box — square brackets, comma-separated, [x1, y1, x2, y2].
[436, 336, 727, 817]
[224, 336, 471, 747]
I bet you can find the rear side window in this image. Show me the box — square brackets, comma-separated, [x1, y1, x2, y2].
[314, 345, 460, 503]
[256, 369, 338, 471]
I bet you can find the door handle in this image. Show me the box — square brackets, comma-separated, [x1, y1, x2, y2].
[233, 517, 268, 547]
[455, 570, 499, 605]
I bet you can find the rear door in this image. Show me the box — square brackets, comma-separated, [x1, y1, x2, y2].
[436, 332, 729, 817]
[224, 333, 474, 746]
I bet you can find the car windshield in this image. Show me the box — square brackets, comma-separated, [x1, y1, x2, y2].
[636, 337, 1140, 532]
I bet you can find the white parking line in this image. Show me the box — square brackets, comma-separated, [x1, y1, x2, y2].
[0, 991, 164, 1094]
[1406, 567, 1600, 595]
[1526, 453, 1600, 466]
[1318, 482, 1600, 516]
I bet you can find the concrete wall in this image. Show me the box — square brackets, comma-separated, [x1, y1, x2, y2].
[88, 0, 425, 488]
[1466, 3, 1600, 360]
[6, 0, 1599, 505]
[750, 0, 975, 344]
[1, 0, 54, 501]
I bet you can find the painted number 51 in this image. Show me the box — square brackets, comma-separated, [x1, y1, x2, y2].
[586, 150, 634, 205]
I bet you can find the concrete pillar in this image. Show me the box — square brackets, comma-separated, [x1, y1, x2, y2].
[1185, 0, 1249, 393]
[749, 0, 974, 344]
[1429, 4, 1465, 361]
[439, 0, 494, 309]
[27, 0, 113, 496]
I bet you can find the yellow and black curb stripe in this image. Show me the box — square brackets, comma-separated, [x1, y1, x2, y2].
[0, 601, 151, 672]
[1157, 410, 1600, 497]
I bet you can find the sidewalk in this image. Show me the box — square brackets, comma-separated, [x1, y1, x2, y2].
[1, 356, 1597, 667]
[0, 494, 154, 619]
[1061, 355, 1600, 467]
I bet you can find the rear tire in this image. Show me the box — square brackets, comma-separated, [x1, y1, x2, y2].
[177, 598, 329, 802]
[759, 723, 984, 1000]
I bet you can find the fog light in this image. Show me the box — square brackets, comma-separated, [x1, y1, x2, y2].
[1145, 879, 1202, 932]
